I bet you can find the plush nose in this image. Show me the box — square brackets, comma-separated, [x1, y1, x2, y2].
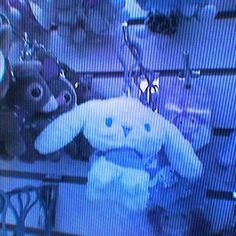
[122, 126, 132, 138]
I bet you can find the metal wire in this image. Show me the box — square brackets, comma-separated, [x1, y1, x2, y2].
[119, 23, 146, 96]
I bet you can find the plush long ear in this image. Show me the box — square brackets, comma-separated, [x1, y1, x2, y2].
[34, 103, 88, 154]
[13, 60, 42, 79]
[163, 121, 203, 180]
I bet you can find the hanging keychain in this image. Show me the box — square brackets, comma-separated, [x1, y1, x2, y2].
[119, 22, 160, 111]
[137, 70, 160, 112]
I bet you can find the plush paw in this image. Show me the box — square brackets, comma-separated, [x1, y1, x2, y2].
[88, 157, 120, 188]
[121, 169, 149, 194]
[5, 135, 26, 157]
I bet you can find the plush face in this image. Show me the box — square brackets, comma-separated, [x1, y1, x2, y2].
[35, 96, 203, 180]
[173, 112, 206, 137]
[7, 61, 58, 117]
[83, 97, 164, 157]
[48, 75, 77, 115]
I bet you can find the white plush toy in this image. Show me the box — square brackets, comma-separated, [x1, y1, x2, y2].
[35, 96, 203, 211]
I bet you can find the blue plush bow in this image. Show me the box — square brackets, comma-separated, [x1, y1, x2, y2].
[138, 70, 159, 111]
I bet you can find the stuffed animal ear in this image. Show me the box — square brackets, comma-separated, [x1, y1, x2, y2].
[13, 60, 42, 79]
[162, 120, 203, 180]
[34, 102, 88, 154]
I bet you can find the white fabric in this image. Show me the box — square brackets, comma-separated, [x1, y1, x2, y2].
[87, 156, 150, 211]
[35, 96, 203, 180]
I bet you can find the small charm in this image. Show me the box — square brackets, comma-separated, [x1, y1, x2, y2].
[156, 166, 179, 188]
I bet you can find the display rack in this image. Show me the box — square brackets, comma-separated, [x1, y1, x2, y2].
[0, 184, 58, 235]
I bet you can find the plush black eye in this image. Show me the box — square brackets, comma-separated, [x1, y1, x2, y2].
[27, 83, 44, 101]
[64, 93, 71, 103]
[144, 123, 151, 132]
[31, 88, 42, 98]
[191, 119, 195, 124]
[105, 117, 113, 127]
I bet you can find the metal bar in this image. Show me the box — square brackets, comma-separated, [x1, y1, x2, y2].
[68, 68, 236, 80]
[0, 169, 88, 185]
[127, 18, 145, 26]
[126, 11, 236, 26]
[206, 189, 236, 201]
[216, 11, 236, 19]
[7, 184, 54, 195]
[213, 128, 234, 136]
[0, 223, 80, 236]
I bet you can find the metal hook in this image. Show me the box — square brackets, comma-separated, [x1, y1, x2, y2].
[178, 51, 201, 89]
[119, 22, 146, 96]
[118, 42, 134, 97]
[121, 21, 160, 106]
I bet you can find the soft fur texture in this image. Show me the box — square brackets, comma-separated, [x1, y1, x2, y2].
[35, 96, 203, 210]
[0, 108, 26, 158]
[30, 74, 79, 161]
[0, 10, 25, 158]
[1, 60, 58, 161]
[35, 96, 202, 179]
[7, 61, 58, 116]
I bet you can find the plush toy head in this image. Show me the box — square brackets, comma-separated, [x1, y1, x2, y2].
[6, 61, 58, 117]
[172, 110, 210, 150]
[35, 96, 203, 180]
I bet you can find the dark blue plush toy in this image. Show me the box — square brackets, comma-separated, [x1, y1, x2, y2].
[4, 60, 58, 162]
